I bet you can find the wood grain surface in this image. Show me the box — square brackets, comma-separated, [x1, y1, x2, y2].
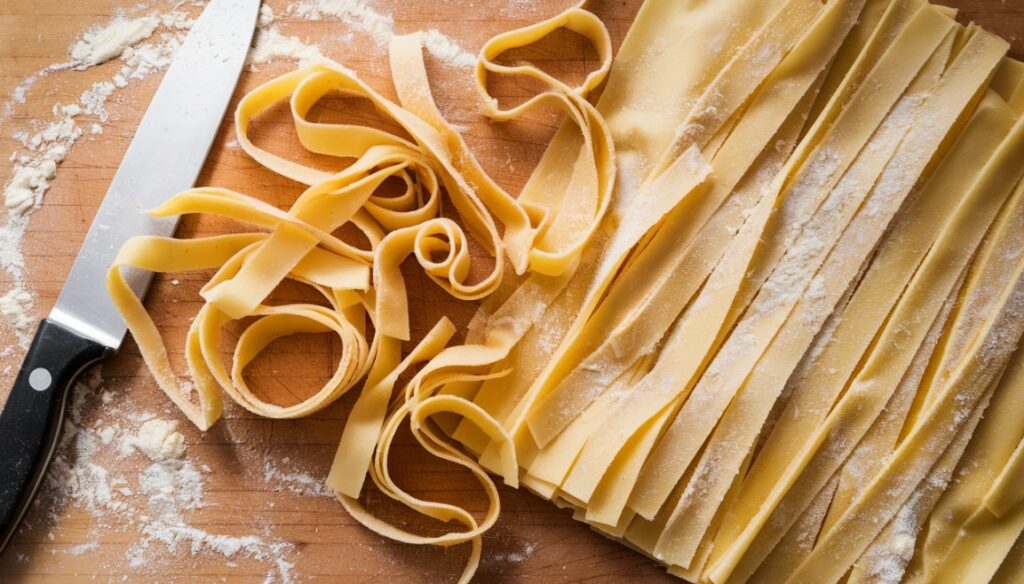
[0, 1, 1021, 582]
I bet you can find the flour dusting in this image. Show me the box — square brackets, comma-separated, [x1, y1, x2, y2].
[250, 28, 328, 68]
[33, 371, 296, 582]
[1, 8, 195, 345]
[493, 541, 536, 564]
[292, 0, 396, 44]
[70, 16, 161, 68]
[421, 29, 477, 68]
[0, 287, 34, 334]
[291, 0, 476, 67]
[264, 459, 333, 497]
[132, 418, 187, 461]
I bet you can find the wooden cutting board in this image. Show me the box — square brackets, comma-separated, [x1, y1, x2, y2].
[0, 1, 1021, 582]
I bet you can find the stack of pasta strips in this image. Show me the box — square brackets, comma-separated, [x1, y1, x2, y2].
[456, 0, 1024, 582]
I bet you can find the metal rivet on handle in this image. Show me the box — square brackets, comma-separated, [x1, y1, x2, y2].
[28, 368, 52, 392]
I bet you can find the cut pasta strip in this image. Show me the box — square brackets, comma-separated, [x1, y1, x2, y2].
[706, 47, 1018, 579]
[455, 0, 789, 458]
[747, 477, 841, 584]
[631, 3, 958, 524]
[708, 84, 1020, 578]
[524, 0, 865, 450]
[473, 147, 710, 471]
[649, 0, 824, 169]
[844, 361, 994, 584]
[522, 79, 828, 515]
[328, 319, 455, 498]
[890, 348, 1024, 583]
[653, 28, 961, 566]
[787, 188, 1024, 584]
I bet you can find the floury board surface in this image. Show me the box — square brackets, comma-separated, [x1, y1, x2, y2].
[0, 0, 1022, 582]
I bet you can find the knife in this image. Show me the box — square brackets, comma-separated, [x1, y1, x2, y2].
[0, 0, 261, 554]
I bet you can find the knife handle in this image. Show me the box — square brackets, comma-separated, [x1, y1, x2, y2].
[0, 318, 112, 554]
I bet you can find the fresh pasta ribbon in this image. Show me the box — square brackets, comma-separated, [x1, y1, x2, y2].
[474, 5, 615, 277]
[901, 338, 1024, 583]
[108, 234, 256, 429]
[336, 339, 519, 584]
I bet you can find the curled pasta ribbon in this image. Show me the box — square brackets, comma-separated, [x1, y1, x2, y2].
[108, 3, 616, 582]
[107, 231, 373, 429]
[235, 66, 507, 341]
[388, 34, 539, 275]
[338, 338, 519, 584]
[475, 5, 615, 276]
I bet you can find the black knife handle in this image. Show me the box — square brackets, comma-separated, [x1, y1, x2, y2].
[0, 319, 112, 554]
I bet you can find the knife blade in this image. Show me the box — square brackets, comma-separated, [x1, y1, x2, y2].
[0, 0, 261, 554]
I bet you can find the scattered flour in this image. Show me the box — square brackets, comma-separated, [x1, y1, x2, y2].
[4, 11, 178, 117]
[259, 3, 277, 28]
[421, 29, 477, 68]
[79, 82, 117, 121]
[491, 542, 536, 565]
[4, 110, 80, 214]
[264, 460, 332, 497]
[250, 28, 328, 68]
[10, 74, 39, 107]
[42, 373, 132, 521]
[97, 425, 117, 445]
[70, 16, 162, 68]
[133, 524, 291, 567]
[127, 444, 296, 584]
[292, 0, 395, 44]
[132, 419, 187, 461]
[290, 0, 476, 67]
[35, 373, 296, 582]
[858, 493, 922, 584]
[1, 9, 194, 345]
[0, 281, 34, 333]
[65, 541, 100, 556]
